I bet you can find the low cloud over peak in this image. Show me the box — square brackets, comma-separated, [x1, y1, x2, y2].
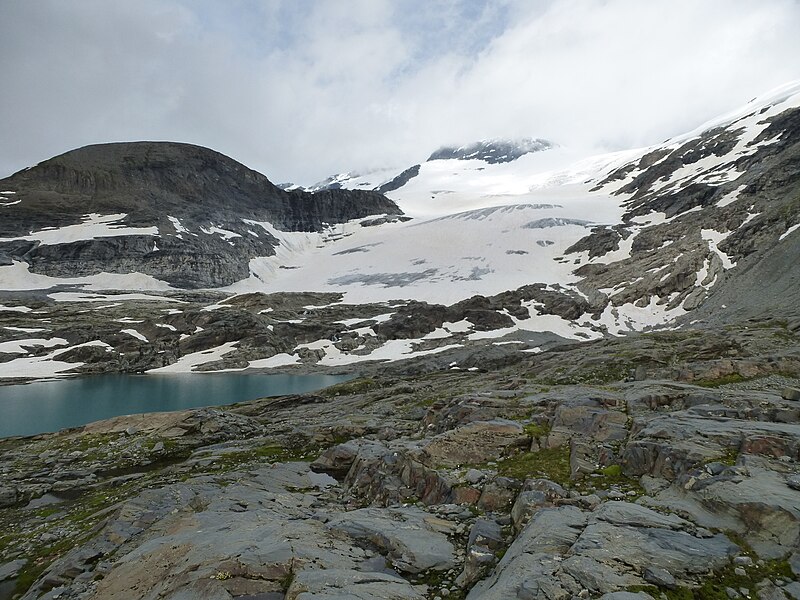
[1, 0, 799, 185]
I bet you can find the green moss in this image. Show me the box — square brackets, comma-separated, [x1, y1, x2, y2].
[694, 373, 752, 388]
[600, 464, 622, 477]
[692, 558, 793, 600]
[14, 536, 90, 595]
[414, 568, 466, 600]
[713, 447, 739, 467]
[629, 558, 795, 600]
[523, 422, 551, 439]
[33, 506, 63, 519]
[207, 442, 324, 473]
[321, 377, 376, 397]
[496, 446, 571, 485]
[574, 464, 645, 498]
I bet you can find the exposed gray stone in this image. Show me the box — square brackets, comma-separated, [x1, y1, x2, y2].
[758, 585, 790, 600]
[0, 559, 27, 581]
[571, 522, 737, 576]
[783, 582, 800, 600]
[0, 486, 18, 508]
[561, 555, 638, 592]
[782, 388, 800, 401]
[593, 501, 692, 530]
[644, 566, 677, 589]
[310, 441, 361, 478]
[468, 519, 503, 551]
[325, 506, 456, 574]
[287, 568, 425, 599]
[597, 592, 655, 600]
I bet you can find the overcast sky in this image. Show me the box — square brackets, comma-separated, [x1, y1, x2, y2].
[1, 0, 799, 185]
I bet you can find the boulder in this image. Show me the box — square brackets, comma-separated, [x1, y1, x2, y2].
[422, 420, 527, 468]
[286, 568, 425, 600]
[309, 441, 360, 478]
[0, 486, 19, 508]
[325, 506, 456, 574]
[0, 559, 27, 582]
[782, 388, 800, 401]
[511, 479, 568, 531]
[478, 477, 521, 512]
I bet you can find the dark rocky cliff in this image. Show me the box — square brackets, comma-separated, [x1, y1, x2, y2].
[0, 142, 401, 287]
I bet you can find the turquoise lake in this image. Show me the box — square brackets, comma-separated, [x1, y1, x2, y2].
[0, 373, 351, 438]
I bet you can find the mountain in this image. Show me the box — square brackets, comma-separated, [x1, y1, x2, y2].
[427, 137, 553, 164]
[2, 86, 800, 600]
[0, 142, 401, 288]
[1, 84, 799, 380]
[570, 82, 800, 325]
[305, 137, 556, 198]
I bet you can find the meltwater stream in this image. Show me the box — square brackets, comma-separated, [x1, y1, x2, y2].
[0, 373, 351, 438]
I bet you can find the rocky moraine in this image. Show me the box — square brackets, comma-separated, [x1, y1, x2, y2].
[0, 311, 799, 600]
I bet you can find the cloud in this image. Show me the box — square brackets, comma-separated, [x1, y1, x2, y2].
[1, 0, 799, 185]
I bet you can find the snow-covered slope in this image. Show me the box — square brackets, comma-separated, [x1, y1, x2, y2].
[228, 197, 618, 305]
[234, 81, 800, 325]
[3, 82, 800, 381]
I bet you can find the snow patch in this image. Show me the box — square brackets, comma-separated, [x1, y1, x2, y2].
[716, 185, 746, 208]
[200, 225, 241, 240]
[49, 291, 181, 303]
[0, 304, 33, 313]
[701, 229, 736, 269]
[121, 329, 148, 342]
[246, 353, 301, 369]
[779, 223, 800, 241]
[0, 337, 69, 354]
[148, 341, 239, 373]
[0, 213, 158, 245]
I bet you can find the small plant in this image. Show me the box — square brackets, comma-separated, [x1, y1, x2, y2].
[523, 422, 551, 440]
[321, 377, 377, 397]
[694, 373, 751, 388]
[600, 464, 622, 477]
[497, 446, 571, 485]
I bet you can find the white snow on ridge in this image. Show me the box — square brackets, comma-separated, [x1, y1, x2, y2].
[168, 216, 193, 236]
[0, 304, 33, 313]
[0, 261, 173, 293]
[779, 223, 800, 241]
[3, 326, 46, 333]
[48, 291, 181, 303]
[121, 329, 148, 342]
[596, 81, 800, 199]
[148, 341, 239, 373]
[701, 228, 736, 270]
[384, 147, 626, 218]
[716, 185, 746, 208]
[0, 213, 158, 245]
[0, 353, 81, 379]
[232, 200, 614, 305]
[246, 353, 301, 369]
[200, 225, 241, 241]
[0, 340, 114, 379]
[672, 80, 800, 145]
[291, 337, 463, 367]
[595, 296, 686, 335]
[0, 337, 69, 354]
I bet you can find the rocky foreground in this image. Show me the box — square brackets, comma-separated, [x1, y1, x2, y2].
[1, 318, 800, 600]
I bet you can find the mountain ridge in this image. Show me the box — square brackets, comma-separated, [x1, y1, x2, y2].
[0, 141, 401, 288]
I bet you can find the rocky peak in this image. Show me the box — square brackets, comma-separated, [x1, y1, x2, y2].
[427, 138, 554, 164]
[0, 142, 402, 288]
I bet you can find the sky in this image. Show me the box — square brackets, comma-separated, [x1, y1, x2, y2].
[1, 0, 799, 186]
